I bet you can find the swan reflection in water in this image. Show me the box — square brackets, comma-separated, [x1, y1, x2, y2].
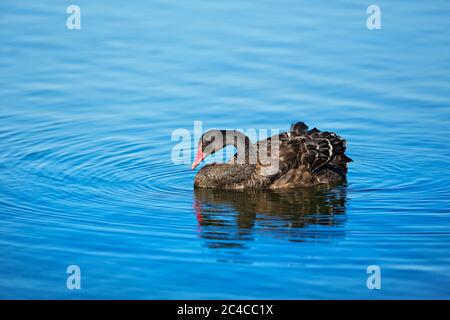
[193, 185, 348, 249]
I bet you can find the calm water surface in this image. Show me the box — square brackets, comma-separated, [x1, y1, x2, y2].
[1, 0, 450, 298]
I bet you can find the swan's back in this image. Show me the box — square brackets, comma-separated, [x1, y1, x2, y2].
[269, 121, 352, 188]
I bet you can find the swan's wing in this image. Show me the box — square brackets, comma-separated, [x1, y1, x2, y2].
[258, 137, 301, 178]
[263, 128, 352, 175]
[228, 126, 352, 176]
[301, 131, 351, 172]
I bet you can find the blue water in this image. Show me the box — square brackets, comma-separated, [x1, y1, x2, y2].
[1, 0, 450, 299]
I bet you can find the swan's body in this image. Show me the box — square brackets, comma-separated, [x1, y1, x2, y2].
[193, 122, 352, 189]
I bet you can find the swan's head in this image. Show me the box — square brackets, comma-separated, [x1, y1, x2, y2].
[192, 129, 226, 170]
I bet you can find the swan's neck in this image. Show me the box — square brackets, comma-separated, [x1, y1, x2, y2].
[222, 130, 257, 165]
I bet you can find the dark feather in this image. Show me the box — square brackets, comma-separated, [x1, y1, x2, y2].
[284, 125, 350, 173]
[227, 122, 351, 184]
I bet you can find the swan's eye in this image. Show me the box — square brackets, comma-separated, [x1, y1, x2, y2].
[203, 136, 215, 148]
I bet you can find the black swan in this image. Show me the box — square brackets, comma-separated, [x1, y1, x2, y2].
[192, 122, 352, 189]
